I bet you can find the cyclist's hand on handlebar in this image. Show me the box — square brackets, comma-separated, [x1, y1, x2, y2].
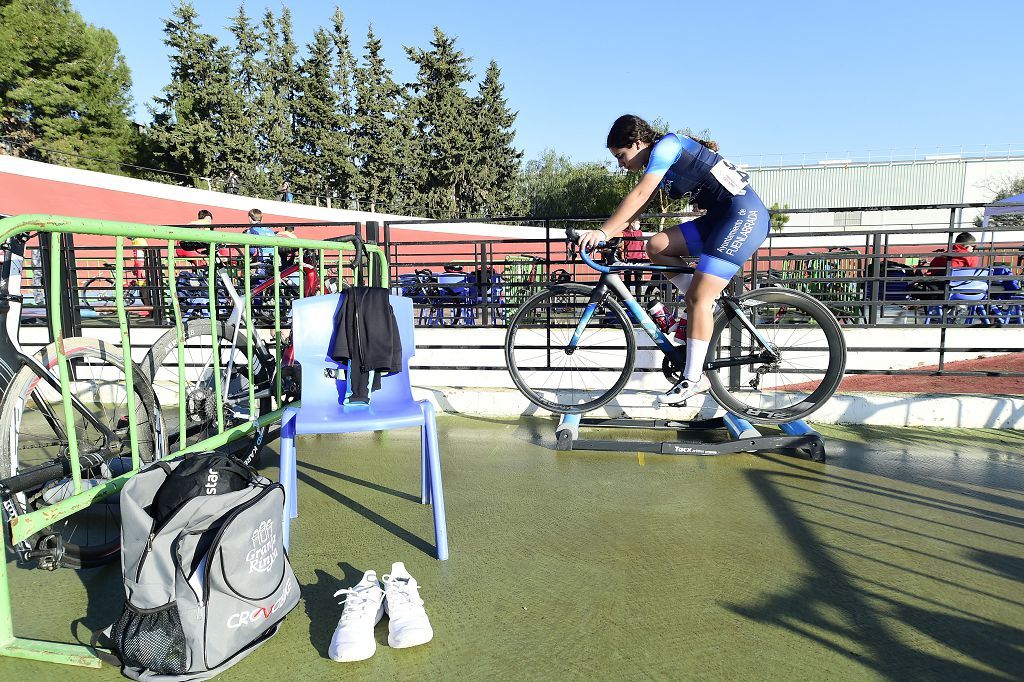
[577, 229, 608, 253]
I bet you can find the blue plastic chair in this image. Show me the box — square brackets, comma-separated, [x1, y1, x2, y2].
[278, 293, 449, 560]
[924, 267, 989, 325]
[990, 266, 1024, 325]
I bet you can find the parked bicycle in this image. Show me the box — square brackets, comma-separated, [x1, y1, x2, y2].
[0, 233, 167, 569]
[504, 228, 847, 424]
[81, 259, 146, 311]
[142, 240, 364, 450]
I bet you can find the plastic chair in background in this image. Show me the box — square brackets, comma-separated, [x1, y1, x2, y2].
[278, 293, 449, 560]
[924, 267, 989, 325]
[989, 265, 1024, 325]
[502, 254, 542, 318]
[437, 266, 475, 326]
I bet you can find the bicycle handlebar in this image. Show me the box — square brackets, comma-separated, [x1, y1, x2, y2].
[565, 226, 614, 274]
[564, 225, 694, 276]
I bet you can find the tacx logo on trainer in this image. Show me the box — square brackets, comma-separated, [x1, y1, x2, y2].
[205, 468, 219, 495]
[226, 578, 293, 629]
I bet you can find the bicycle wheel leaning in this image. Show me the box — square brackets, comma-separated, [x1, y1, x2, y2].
[706, 288, 846, 424]
[142, 319, 271, 449]
[505, 283, 636, 414]
[0, 338, 166, 568]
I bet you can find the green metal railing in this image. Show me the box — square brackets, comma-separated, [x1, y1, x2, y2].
[0, 214, 387, 667]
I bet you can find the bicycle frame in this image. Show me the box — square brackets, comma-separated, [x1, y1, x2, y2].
[572, 245, 780, 372]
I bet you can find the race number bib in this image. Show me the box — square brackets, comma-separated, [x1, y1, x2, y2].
[709, 158, 750, 196]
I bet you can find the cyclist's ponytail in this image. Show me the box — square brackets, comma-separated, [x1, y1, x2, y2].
[689, 136, 719, 152]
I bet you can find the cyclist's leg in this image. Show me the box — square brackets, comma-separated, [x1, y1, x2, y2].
[689, 192, 771, 364]
[660, 194, 770, 404]
[647, 222, 700, 312]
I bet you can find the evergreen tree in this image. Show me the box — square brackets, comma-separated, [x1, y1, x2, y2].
[256, 7, 297, 195]
[471, 60, 524, 216]
[327, 8, 358, 204]
[149, 2, 232, 184]
[292, 27, 343, 201]
[224, 3, 264, 196]
[0, 0, 136, 172]
[405, 28, 478, 218]
[353, 26, 412, 213]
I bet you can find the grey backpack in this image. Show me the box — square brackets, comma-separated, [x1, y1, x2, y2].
[107, 454, 300, 681]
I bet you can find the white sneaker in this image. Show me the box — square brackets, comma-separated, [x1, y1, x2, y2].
[382, 562, 433, 649]
[329, 570, 385, 662]
[656, 374, 712, 406]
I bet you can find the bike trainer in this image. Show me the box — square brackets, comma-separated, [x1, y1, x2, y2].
[554, 413, 825, 462]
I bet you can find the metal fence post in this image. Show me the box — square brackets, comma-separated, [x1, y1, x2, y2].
[867, 232, 883, 325]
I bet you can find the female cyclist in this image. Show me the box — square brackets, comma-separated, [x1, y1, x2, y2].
[578, 114, 770, 406]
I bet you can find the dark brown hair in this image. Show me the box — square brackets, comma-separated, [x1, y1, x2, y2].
[608, 114, 720, 153]
[607, 114, 659, 149]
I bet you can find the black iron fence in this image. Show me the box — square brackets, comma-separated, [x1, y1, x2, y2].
[10, 205, 1023, 380]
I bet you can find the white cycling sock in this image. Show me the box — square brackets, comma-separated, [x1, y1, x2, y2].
[669, 273, 692, 294]
[685, 338, 709, 383]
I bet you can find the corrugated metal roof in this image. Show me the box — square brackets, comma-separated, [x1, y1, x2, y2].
[746, 160, 967, 209]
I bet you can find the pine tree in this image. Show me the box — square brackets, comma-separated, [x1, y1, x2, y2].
[292, 27, 342, 201]
[224, 3, 265, 196]
[327, 8, 358, 204]
[0, 0, 136, 172]
[472, 60, 524, 216]
[353, 26, 412, 213]
[405, 28, 477, 219]
[256, 7, 296, 195]
[149, 2, 230, 184]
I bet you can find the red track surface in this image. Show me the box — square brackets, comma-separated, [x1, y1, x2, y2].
[837, 352, 1024, 394]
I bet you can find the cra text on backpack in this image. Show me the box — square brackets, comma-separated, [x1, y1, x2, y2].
[108, 452, 299, 681]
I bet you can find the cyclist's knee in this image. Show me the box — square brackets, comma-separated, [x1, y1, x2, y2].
[646, 232, 669, 259]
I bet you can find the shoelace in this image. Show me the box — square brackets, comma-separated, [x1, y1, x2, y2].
[334, 585, 382, 623]
[381, 575, 424, 613]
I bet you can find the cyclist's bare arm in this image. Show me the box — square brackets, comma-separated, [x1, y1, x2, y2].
[578, 171, 664, 251]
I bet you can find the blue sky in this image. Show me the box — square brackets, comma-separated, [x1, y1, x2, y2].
[73, 0, 1023, 166]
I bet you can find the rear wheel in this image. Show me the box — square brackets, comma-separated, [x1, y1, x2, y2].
[706, 288, 846, 424]
[0, 339, 165, 568]
[142, 319, 271, 448]
[505, 284, 636, 414]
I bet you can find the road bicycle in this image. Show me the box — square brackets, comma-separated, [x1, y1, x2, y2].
[81, 259, 146, 312]
[504, 228, 847, 424]
[141, 240, 364, 451]
[0, 233, 167, 569]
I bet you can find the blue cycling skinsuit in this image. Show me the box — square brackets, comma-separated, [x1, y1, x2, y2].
[644, 133, 769, 280]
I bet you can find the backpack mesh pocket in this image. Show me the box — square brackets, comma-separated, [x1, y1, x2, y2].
[111, 602, 189, 675]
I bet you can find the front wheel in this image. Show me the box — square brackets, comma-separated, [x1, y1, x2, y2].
[505, 284, 636, 414]
[706, 288, 846, 424]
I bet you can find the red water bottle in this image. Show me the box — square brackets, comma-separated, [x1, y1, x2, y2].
[648, 301, 673, 331]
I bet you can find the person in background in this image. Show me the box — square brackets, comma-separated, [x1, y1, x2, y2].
[926, 231, 978, 276]
[278, 180, 293, 202]
[225, 170, 240, 195]
[188, 209, 214, 226]
[621, 219, 646, 297]
[246, 208, 276, 268]
[178, 210, 215, 261]
[277, 224, 298, 267]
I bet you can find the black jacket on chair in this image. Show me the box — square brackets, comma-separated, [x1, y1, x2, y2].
[329, 287, 403, 403]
